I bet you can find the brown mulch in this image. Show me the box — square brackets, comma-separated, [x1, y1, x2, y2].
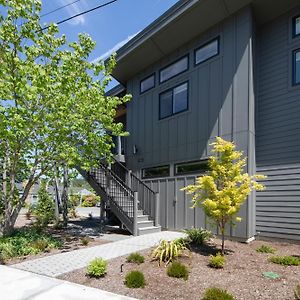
[59, 239, 300, 300]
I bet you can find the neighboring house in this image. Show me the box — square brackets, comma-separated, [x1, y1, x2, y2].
[83, 0, 300, 240]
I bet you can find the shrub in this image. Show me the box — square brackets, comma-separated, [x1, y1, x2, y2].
[184, 228, 212, 246]
[209, 253, 226, 269]
[167, 261, 189, 280]
[81, 236, 90, 246]
[126, 252, 145, 264]
[125, 271, 146, 288]
[68, 208, 77, 219]
[269, 255, 300, 266]
[31, 239, 48, 252]
[81, 195, 100, 207]
[295, 284, 300, 300]
[203, 287, 234, 300]
[86, 258, 107, 278]
[151, 239, 187, 266]
[256, 245, 276, 254]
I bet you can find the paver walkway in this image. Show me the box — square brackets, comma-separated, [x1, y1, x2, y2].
[13, 231, 185, 277]
[0, 265, 136, 300]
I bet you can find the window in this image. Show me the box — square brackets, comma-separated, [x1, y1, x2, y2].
[159, 82, 188, 119]
[142, 165, 169, 178]
[175, 160, 209, 175]
[293, 15, 300, 37]
[140, 74, 155, 93]
[195, 38, 219, 65]
[159, 56, 188, 83]
[293, 49, 300, 85]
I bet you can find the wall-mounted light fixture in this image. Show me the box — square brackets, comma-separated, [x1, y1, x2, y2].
[133, 144, 138, 154]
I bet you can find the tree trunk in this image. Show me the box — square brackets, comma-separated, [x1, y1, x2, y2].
[54, 165, 60, 221]
[61, 165, 69, 228]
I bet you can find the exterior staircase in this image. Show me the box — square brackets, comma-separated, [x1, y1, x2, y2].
[78, 159, 161, 236]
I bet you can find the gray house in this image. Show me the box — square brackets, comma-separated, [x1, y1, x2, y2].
[82, 0, 300, 241]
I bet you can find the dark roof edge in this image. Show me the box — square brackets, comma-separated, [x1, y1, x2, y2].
[105, 83, 126, 96]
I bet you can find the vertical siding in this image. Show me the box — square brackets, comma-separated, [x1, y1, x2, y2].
[256, 6, 300, 240]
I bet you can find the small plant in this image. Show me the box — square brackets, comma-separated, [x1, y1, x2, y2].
[256, 244, 276, 254]
[203, 287, 234, 300]
[209, 253, 226, 269]
[81, 195, 100, 207]
[25, 208, 32, 220]
[269, 255, 300, 266]
[125, 270, 146, 288]
[151, 239, 187, 266]
[81, 236, 90, 246]
[86, 257, 107, 278]
[68, 208, 77, 219]
[31, 239, 48, 252]
[295, 284, 300, 300]
[126, 252, 145, 264]
[167, 261, 189, 280]
[184, 228, 212, 246]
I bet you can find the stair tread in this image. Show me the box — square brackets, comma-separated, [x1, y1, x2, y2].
[137, 220, 153, 224]
[138, 226, 161, 230]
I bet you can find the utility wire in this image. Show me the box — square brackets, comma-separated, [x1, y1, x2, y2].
[41, 0, 118, 31]
[40, 0, 82, 19]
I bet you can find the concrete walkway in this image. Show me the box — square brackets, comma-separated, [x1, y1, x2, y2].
[13, 231, 185, 277]
[0, 265, 136, 300]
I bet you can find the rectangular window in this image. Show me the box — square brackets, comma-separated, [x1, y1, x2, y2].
[140, 74, 155, 93]
[142, 165, 169, 178]
[293, 15, 300, 37]
[195, 38, 219, 65]
[159, 82, 188, 119]
[175, 160, 209, 175]
[293, 49, 300, 85]
[159, 56, 188, 83]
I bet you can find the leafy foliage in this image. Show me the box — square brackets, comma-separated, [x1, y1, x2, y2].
[126, 252, 145, 264]
[0, 228, 62, 260]
[256, 245, 276, 254]
[125, 271, 146, 288]
[269, 255, 300, 266]
[86, 258, 107, 278]
[167, 261, 189, 280]
[209, 253, 226, 269]
[81, 195, 100, 207]
[151, 239, 187, 266]
[295, 284, 300, 300]
[80, 236, 90, 246]
[203, 288, 235, 300]
[182, 137, 266, 254]
[184, 228, 212, 246]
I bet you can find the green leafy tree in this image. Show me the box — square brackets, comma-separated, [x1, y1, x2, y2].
[182, 137, 266, 254]
[0, 0, 130, 235]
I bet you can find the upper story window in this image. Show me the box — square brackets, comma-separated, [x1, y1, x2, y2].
[142, 165, 169, 179]
[159, 82, 188, 119]
[175, 160, 209, 175]
[140, 74, 155, 93]
[159, 56, 188, 83]
[195, 37, 219, 65]
[293, 49, 300, 85]
[293, 15, 300, 37]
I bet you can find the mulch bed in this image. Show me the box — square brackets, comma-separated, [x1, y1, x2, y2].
[59, 238, 300, 300]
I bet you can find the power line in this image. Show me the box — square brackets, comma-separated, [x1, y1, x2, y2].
[40, 0, 82, 19]
[41, 0, 118, 31]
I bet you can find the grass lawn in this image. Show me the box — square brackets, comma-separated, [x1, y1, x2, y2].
[59, 238, 300, 300]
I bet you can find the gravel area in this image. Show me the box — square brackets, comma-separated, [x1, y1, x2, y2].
[59, 238, 300, 300]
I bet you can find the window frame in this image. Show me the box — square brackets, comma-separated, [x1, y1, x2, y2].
[292, 15, 300, 38]
[175, 159, 209, 176]
[292, 48, 300, 86]
[159, 81, 189, 120]
[194, 37, 220, 66]
[140, 73, 155, 94]
[159, 55, 189, 84]
[142, 165, 170, 179]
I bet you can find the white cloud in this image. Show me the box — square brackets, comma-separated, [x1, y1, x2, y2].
[91, 31, 140, 63]
[57, 0, 88, 26]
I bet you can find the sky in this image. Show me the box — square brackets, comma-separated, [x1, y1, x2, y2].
[39, 0, 178, 87]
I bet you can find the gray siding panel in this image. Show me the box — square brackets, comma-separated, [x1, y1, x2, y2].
[256, 6, 300, 240]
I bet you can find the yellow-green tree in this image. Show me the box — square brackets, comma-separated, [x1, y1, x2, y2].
[182, 137, 266, 254]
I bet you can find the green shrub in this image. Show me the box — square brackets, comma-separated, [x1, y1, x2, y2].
[125, 271, 146, 288]
[269, 255, 300, 266]
[80, 236, 90, 246]
[256, 245, 276, 254]
[209, 253, 226, 269]
[167, 261, 189, 280]
[151, 239, 187, 266]
[295, 284, 300, 300]
[31, 239, 48, 252]
[184, 228, 212, 246]
[81, 195, 99, 207]
[203, 287, 234, 300]
[86, 258, 107, 278]
[126, 252, 145, 264]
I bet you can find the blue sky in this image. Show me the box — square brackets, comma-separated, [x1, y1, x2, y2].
[41, 0, 178, 65]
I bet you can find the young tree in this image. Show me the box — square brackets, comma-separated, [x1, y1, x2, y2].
[0, 0, 130, 235]
[182, 137, 266, 254]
